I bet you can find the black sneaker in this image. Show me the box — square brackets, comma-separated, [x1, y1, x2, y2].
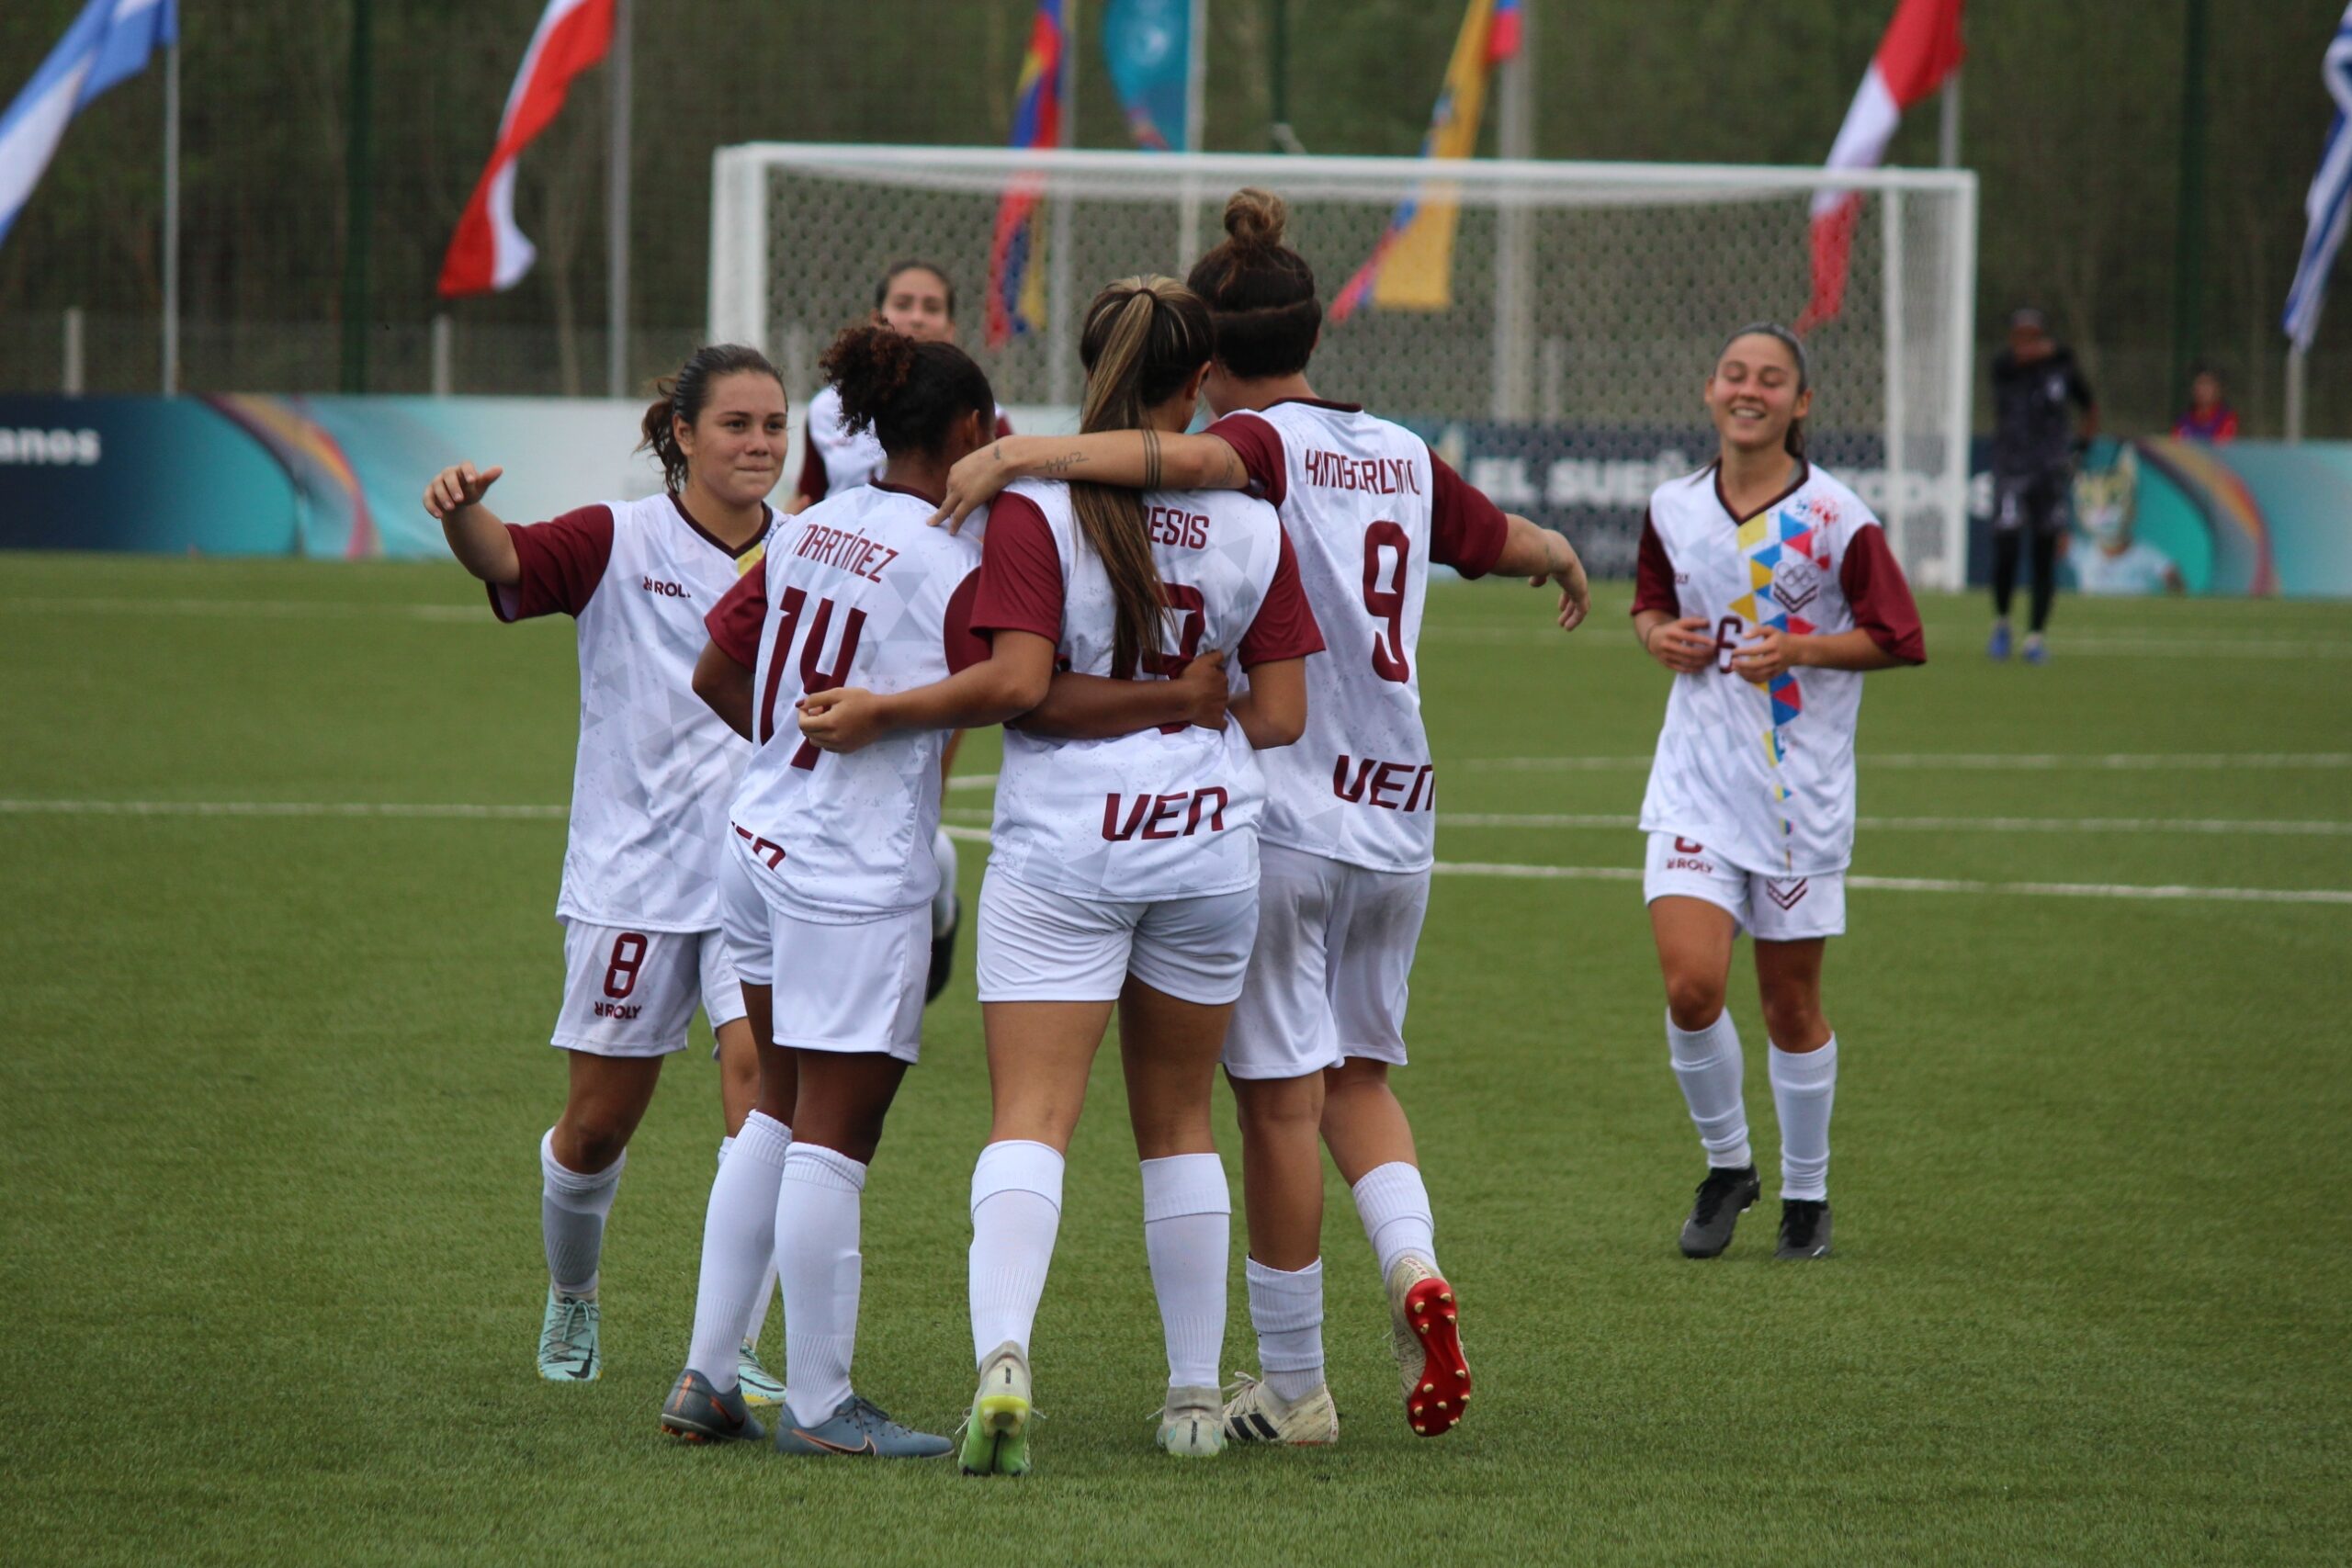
[925, 894, 960, 1005]
[1775, 1199, 1832, 1259]
[1679, 1165, 1761, 1258]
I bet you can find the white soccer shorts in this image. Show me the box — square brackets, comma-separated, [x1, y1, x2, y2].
[975, 864, 1260, 1007]
[719, 842, 927, 1062]
[1223, 841, 1431, 1080]
[551, 919, 745, 1057]
[1642, 832, 1847, 942]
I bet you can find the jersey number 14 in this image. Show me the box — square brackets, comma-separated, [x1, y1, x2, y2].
[756, 586, 867, 769]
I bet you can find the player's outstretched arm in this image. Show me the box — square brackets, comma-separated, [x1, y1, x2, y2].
[1490, 514, 1590, 630]
[796, 632, 1057, 754]
[931, 433, 1250, 534]
[424, 462, 519, 586]
[1227, 657, 1308, 750]
[1015, 651, 1229, 740]
[692, 641, 757, 741]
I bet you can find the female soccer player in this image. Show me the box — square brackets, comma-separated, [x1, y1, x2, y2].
[661, 321, 1229, 1455]
[929, 189, 1588, 1446]
[807, 276, 1322, 1473]
[1630, 322, 1925, 1262]
[792, 260, 1014, 1003]
[425, 344, 786, 1394]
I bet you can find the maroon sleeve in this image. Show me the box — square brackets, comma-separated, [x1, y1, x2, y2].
[941, 567, 991, 674]
[491, 505, 615, 621]
[703, 567, 768, 669]
[1425, 450, 1510, 580]
[796, 436, 828, 504]
[1204, 412, 1286, 507]
[1839, 524, 1927, 664]
[968, 492, 1065, 641]
[1237, 528, 1326, 668]
[993, 410, 1017, 439]
[1630, 511, 1679, 617]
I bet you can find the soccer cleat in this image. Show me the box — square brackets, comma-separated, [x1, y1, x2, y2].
[537, 1288, 600, 1382]
[1386, 1256, 1473, 1438]
[1679, 1165, 1762, 1259]
[1222, 1374, 1339, 1446]
[735, 1339, 785, 1409]
[2022, 633, 2049, 666]
[1156, 1385, 1227, 1458]
[658, 1368, 767, 1443]
[925, 893, 961, 1005]
[1776, 1199, 1834, 1259]
[773, 1394, 953, 1459]
[959, 1341, 1035, 1476]
[1986, 622, 2012, 661]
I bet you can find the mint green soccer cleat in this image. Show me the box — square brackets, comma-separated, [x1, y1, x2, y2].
[537, 1288, 600, 1382]
[958, 1341, 1035, 1477]
[735, 1339, 785, 1409]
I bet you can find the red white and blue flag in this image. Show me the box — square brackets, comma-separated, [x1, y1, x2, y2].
[0, 0, 177, 252]
[1796, 0, 1964, 333]
[438, 0, 615, 299]
[2284, 3, 2352, 352]
[987, 0, 1066, 348]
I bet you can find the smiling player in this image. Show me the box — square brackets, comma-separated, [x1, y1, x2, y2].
[1631, 322, 1926, 1262]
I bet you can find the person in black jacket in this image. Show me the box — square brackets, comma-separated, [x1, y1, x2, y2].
[1986, 310, 2098, 663]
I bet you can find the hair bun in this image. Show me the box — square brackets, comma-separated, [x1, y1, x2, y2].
[1223, 187, 1287, 251]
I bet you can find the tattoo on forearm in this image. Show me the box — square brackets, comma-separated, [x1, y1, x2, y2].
[1140, 428, 1163, 491]
[1217, 450, 1245, 488]
[1037, 450, 1087, 477]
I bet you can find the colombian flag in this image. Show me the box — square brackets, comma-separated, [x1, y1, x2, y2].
[987, 0, 1065, 348]
[1330, 0, 1521, 321]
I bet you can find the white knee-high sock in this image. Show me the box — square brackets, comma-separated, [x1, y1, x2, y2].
[775, 1143, 867, 1427]
[1351, 1161, 1438, 1282]
[684, 1113, 790, 1391]
[718, 1134, 781, 1349]
[1770, 1037, 1838, 1201]
[540, 1130, 626, 1298]
[1668, 1009, 1754, 1170]
[1141, 1154, 1230, 1392]
[968, 1140, 1064, 1366]
[931, 827, 961, 937]
[1247, 1257, 1325, 1402]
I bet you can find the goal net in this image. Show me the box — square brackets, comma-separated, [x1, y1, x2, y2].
[710, 146, 1977, 589]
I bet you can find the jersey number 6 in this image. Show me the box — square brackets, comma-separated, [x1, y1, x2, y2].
[1363, 522, 1411, 684]
[756, 585, 868, 768]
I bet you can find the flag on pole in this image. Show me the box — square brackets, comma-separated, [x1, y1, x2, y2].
[1329, 0, 1521, 322]
[2284, 3, 2352, 352]
[1795, 0, 1965, 333]
[987, 0, 1066, 348]
[437, 0, 616, 299]
[0, 0, 176, 251]
[1102, 0, 1192, 152]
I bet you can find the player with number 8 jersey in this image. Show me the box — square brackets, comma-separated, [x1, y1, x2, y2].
[926, 191, 1591, 1448]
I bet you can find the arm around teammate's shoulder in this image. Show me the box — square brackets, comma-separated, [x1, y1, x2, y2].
[930, 431, 1253, 533]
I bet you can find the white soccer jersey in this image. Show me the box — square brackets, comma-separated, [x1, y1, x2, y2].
[1205, 400, 1510, 874]
[490, 493, 765, 931]
[797, 385, 1014, 504]
[705, 483, 986, 920]
[969, 478, 1324, 904]
[1631, 462, 1926, 878]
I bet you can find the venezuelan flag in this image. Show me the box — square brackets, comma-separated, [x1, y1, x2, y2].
[1330, 0, 1519, 322]
[987, 0, 1065, 349]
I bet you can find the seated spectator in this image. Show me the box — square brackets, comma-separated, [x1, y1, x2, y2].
[2173, 367, 2239, 443]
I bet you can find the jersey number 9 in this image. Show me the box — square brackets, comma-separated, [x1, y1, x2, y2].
[1363, 522, 1411, 684]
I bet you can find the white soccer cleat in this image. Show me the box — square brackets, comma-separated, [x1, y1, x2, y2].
[1385, 1255, 1472, 1437]
[1155, 1385, 1227, 1458]
[1221, 1373, 1339, 1446]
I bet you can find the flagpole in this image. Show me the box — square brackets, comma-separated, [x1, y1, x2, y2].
[1046, 2, 1079, 408]
[606, 0, 632, 398]
[1938, 72, 1961, 168]
[162, 32, 180, 394]
[341, 0, 375, 394]
[1491, 2, 1534, 421]
[1177, 0, 1207, 266]
[2286, 345, 2306, 443]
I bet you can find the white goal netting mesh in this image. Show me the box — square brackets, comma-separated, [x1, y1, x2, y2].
[712, 147, 1976, 587]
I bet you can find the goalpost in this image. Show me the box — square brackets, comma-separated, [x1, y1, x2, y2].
[709, 145, 1977, 589]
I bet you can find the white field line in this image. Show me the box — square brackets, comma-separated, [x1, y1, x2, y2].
[945, 773, 1000, 791]
[1434, 811, 2352, 838]
[1470, 752, 2352, 773]
[3, 596, 489, 623]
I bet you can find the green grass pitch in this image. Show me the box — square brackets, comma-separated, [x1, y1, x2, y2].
[3, 553, 2347, 1566]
